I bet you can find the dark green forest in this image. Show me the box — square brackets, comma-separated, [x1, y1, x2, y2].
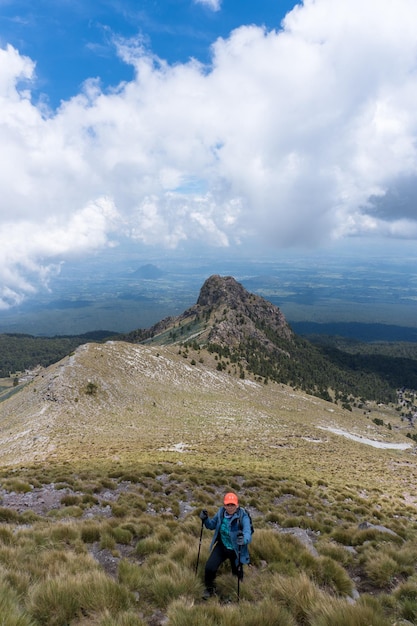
[0, 331, 116, 378]
[204, 335, 405, 405]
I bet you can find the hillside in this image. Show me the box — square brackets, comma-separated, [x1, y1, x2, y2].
[0, 340, 416, 623]
[1, 277, 417, 624]
[0, 339, 412, 473]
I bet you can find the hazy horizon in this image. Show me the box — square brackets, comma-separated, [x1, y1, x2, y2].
[1, 245, 416, 338]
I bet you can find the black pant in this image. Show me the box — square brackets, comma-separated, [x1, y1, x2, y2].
[205, 541, 242, 589]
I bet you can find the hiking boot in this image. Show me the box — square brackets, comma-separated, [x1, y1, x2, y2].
[202, 587, 216, 600]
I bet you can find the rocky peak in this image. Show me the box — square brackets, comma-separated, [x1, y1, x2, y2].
[125, 274, 293, 350]
[197, 275, 250, 308]
[196, 275, 293, 344]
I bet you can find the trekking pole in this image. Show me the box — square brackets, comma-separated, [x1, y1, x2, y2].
[237, 544, 241, 602]
[195, 520, 204, 574]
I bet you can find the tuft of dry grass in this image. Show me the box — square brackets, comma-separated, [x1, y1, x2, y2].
[0, 579, 35, 626]
[309, 597, 392, 626]
[27, 570, 133, 624]
[167, 597, 298, 626]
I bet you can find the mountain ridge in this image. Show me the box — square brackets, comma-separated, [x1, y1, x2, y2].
[120, 275, 406, 403]
[123, 274, 292, 348]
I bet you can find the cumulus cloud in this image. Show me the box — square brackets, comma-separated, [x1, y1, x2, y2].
[1, 0, 417, 306]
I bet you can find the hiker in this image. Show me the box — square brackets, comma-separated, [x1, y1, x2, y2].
[199, 492, 252, 599]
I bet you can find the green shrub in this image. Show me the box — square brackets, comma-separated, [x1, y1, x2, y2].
[85, 381, 98, 396]
[141, 560, 200, 608]
[167, 538, 197, 569]
[394, 580, 417, 602]
[316, 541, 355, 566]
[118, 559, 145, 591]
[27, 576, 81, 624]
[50, 525, 79, 544]
[82, 494, 100, 506]
[48, 505, 83, 519]
[136, 523, 153, 539]
[111, 504, 129, 518]
[100, 478, 117, 490]
[120, 473, 141, 483]
[117, 493, 147, 513]
[20, 510, 41, 523]
[100, 534, 116, 550]
[249, 529, 287, 563]
[331, 525, 389, 547]
[270, 572, 325, 624]
[400, 598, 417, 623]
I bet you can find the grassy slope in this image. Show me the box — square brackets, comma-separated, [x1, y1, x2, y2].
[0, 342, 416, 624]
[0, 341, 412, 486]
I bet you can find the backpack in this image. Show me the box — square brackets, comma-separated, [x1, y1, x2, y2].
[222, 506, 254, 536]
[240, 507, 255, 535]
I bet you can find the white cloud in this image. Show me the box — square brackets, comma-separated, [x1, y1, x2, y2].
[2, 0, 417, 305]
[0, 197, 120, 308]
[193, 0, 221, 11]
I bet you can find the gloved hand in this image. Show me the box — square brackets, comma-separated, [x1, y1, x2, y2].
[199, 509, 208, 521]
[237, 532, 245, 546]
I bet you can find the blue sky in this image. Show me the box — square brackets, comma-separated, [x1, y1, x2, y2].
[0, 0, 295, 107]
[1, 0, 417, 310]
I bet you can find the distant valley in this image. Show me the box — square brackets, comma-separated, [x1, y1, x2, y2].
[1, 252, 417, 339]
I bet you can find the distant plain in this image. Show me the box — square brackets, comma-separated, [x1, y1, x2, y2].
[1, 250, 417, 339]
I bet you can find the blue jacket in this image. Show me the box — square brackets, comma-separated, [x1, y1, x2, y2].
[203, 506, 252, 564]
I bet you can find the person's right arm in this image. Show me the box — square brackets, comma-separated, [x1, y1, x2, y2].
[200, 508, 219, 530]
